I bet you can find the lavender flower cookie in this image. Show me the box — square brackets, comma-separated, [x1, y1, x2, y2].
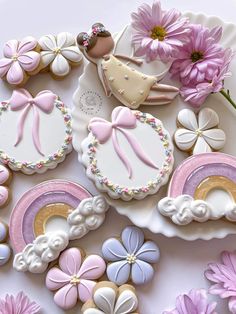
[102, 226, 160, 285]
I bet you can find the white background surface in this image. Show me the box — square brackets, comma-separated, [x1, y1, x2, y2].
[1, 0, 236, 313]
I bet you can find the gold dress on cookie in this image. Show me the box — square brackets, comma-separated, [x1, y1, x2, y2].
[102, 55, 156, 109]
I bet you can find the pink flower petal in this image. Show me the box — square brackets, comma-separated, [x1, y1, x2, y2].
[77, 254, 106, 280]
[78, 279, 96, 303]
[46, 267, 71, 290]
[59, 247, 82, 276]
[18, 36, 37, 54]
[53, 284, 78, 310]
[6, 62, 24, 85]
[3, 39, 18, 57]
[18, 51, 40, 72]
[0, 58, 12, 77]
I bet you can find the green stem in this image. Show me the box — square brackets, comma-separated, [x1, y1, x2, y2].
[220, 89, 236, 110]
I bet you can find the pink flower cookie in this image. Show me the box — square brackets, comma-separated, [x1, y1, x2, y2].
[0, 36, 41, 86]
[0, 165, 12, 208]
[46, 247, 106, 310]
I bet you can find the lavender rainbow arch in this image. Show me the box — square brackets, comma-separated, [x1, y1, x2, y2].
[168, 152, 236, 198]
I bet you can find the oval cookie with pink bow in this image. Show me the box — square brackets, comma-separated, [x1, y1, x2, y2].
[81, 106, 174, 201]
[0, 88, 72, 174]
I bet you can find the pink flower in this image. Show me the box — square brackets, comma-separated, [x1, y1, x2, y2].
[0, 37, 40, 85]
[163, 289, 217, 314]
[131, 1, 190, 62]
[0, 292, 40, 314]
[170, 24, 225, 85]
[205, 250, 236, 314]
[180, 48, 234, 107]
[46, 247, 106, 310]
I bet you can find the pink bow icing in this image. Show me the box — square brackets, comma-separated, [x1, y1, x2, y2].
[9, 88, 57, 156]
[89, 106, 158, 178]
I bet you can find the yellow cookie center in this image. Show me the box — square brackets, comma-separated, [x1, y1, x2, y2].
[191, 51, 204, 63]
[126, 253, 137, 264]
[70, 275, 80, 285]
[150, 26, 167, 41]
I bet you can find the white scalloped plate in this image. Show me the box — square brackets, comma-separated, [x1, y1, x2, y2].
[72, 12, 236, 240]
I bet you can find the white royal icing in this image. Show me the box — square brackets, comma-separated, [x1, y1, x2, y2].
[39, 32, 83, 77]
[13, 231, 69, 273]
[158, 194, 236, 225]
[83, 286, 138, 314]
[174, 108, 226, 154]
[68, 195, 109, 240]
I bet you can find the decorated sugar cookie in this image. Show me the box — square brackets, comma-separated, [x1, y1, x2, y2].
[174, 108, 226, 155]
[82, 281, 139, 314]
[0, 36, 41, 85]
[0, 220, 11, 266]
[0, 88, 72, 174]
[39, 32, 83, 78]
[158, 152, 236, 225]
[77, 23, 179, 109]
[81, 106, 174, 201]
[46, 247, 106, 310]
[0, 165, 12, 208]
[102, 226, 160, 285]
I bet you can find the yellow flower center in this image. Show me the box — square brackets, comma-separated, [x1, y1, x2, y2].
[195, 129, 203, 137]
[12, 54, 18, 61]
[70, 275, 80, 285]
[126, 254, 136, 264]
[54, 47, 61, 55]
[150, 26, 167, 41]
[191, 51, 204, 63]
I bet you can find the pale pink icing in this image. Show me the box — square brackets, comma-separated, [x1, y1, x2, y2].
[0, 37, 40, 85]
[0, 166, 9, 185]
[9, 88, 57, 156]
[89, 106, 158, 178]
[0, 186, 8, 207]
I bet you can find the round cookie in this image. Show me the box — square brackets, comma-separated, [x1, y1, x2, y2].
[0, 220, 8, 243]
[102, 226, 160, 285]
[46, 247, 106, 310]
[0, 36, 41, 86]
[0, 88, 72, 174]
[39, 32, 83, 79]
[9, 179, 92, 253]
[81, 106, 174, 201]
[0, 244, 11, 266]
[82, 281, 139, 314]
[0, 165, 12, 208]
[158, 152, 236, 225]
[174, 108, 226, 155]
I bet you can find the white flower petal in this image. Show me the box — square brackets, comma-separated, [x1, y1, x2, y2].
[192, 137, 212, 154]
[198, 107, 219, 130]
[177, 108, 198, 131]
[39, 34, 56, 51]
[61, 46, 83, 63]
[51, 54, 70, 76]
[40, 51, 56, 68]
[93, 287, 116, 313]
[202, 129, 226, 150]
[115, 289, 138, 314]
[84, 309, 104, 314]
[57, 32, 75, 48]
[174, 129, 197, 151]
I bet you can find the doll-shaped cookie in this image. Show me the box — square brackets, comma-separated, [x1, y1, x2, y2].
[46, 247, 106, 310]
[39, 32, 83, 79]
[82, 281, 139, 314]
[0, 165, 12, 208]
[77, 23, 179, 109]
[102, 226, 160, 286]
[0, 220, 11, 266]
[0, 36, 41, 86]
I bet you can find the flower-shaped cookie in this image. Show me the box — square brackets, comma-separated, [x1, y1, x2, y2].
[82, 281, 139, 314]
[46, 247, 106, 310]
[0, 165, 11, 208]
[39, 32, 83, 78]
[102, 226, 160, 285]
[0, 291, 40, 314]
[0, 37, 40, 85]
[174, 108, 226, 155]
[0, 220, 11, 266]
